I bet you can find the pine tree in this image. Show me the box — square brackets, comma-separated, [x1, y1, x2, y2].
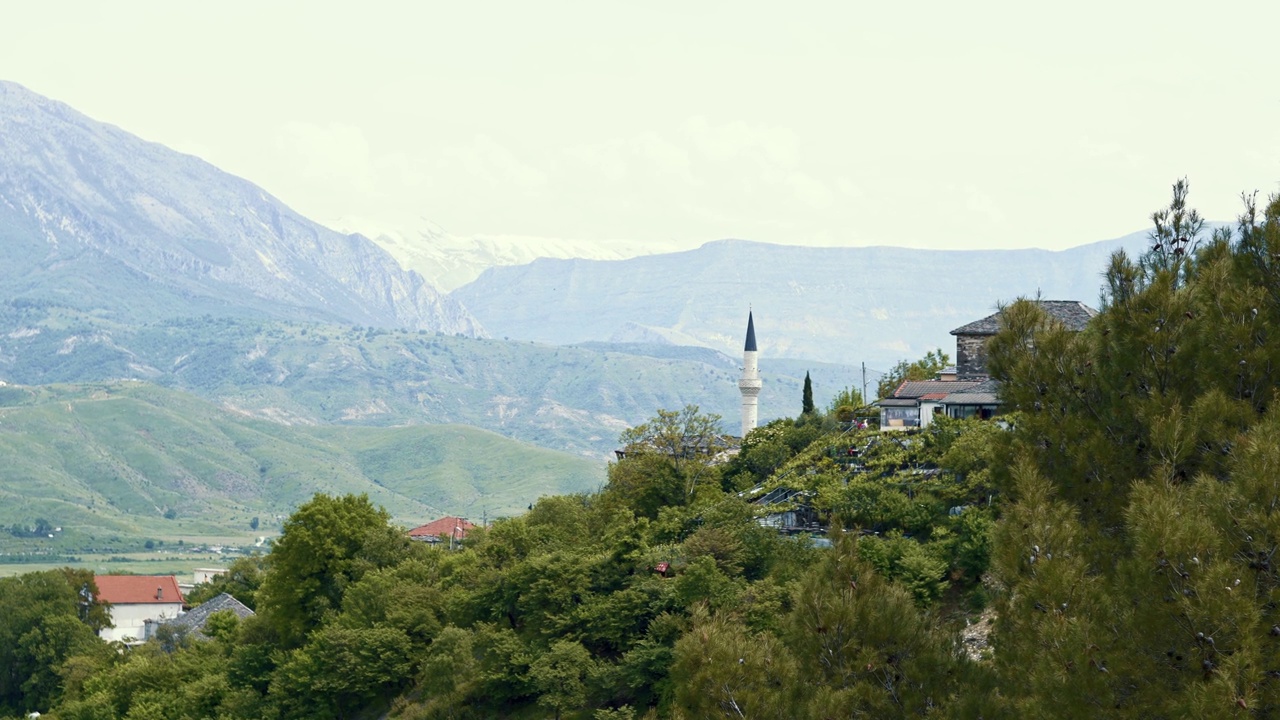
[983, 183, 1280, 716]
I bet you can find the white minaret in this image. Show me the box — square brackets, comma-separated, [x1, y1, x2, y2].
[738, 311, 762, 436]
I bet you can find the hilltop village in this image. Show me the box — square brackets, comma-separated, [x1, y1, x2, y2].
[9, 188, 1280, 719]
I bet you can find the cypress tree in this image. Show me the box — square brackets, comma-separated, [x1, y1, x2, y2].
[802, 372, 815, 415]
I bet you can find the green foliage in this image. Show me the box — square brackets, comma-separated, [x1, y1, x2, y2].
[876, 347, 951, 400]
[605, 453, 685, 520]
[185, 555, 266, 610]
[802, 371, 815, 415]
[529, 640, 594, 720]
[671, 533, 972, 718]
[981, 185, 1280, 715]
[0, 568, 104, 715]
[721, 416, 826, 491]
[826, 384, 871, 424]
[618, 405, 726, 473]
[606, 406, 729, 516]
[271, 624, 415, 719]
[256, 494, 411, 647]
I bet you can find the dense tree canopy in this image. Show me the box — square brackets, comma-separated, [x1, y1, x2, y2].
[877, 348, 951, 400]
[13, 181, 1280, 719]
[983, 183, 1280, 716]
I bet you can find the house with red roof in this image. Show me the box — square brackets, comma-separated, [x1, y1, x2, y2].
[407, 516, 476, 547]
[94, 574, 184, 643]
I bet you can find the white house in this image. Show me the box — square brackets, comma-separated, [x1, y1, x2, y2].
[94, 575, 184, 643]
[193, 567, 227, 585]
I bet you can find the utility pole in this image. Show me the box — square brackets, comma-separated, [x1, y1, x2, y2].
[861, 362, 867, 403]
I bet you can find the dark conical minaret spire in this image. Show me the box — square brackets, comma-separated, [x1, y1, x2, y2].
[738, 311, 761, 435]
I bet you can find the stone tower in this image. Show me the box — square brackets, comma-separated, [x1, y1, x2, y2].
[738, 311, 762, 436]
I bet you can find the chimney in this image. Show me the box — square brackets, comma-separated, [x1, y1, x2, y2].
[156, 586, 163, 600]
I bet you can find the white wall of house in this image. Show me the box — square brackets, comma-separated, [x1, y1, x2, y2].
[194, 568, 226, 584]
[100, 602, 184, 642]
[920, 401, 942, 429]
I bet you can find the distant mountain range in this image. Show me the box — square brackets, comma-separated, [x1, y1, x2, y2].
[337, 216, 688, 292]
[0, 81, 480, 335]
[0, 79, 1184, 548]
[450, 237, 1149, 370]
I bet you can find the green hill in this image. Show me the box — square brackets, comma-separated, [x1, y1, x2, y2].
[0, 382, 603, 553]
[0, 311, 863, 455]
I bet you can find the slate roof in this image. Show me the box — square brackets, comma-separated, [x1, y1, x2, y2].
[408, 516, 476, 541]
[878, 398, 922, 407]
[950, 300, 1098, 336]
[95, 575, 184, 605]
[941, 379, 1002, 405]
[892, 380, 984, 399]
[744, 311, 757, 352]
[165, 593, 255, 639]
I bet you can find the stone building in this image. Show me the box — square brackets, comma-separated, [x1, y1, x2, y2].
[949, 300, 1097, 379]
[878, 300, 1097, 430]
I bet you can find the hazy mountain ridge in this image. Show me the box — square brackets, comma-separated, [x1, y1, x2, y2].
[0, 80, 481, 334]
[451, 236, 1150, 369]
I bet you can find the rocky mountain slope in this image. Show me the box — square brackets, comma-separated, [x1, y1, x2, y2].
[451, 236, 1148, 369]
[0, 81, 480, 334]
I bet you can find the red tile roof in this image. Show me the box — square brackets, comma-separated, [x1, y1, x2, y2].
[94, 575, 184, 605]
[408, 516, 476, 540]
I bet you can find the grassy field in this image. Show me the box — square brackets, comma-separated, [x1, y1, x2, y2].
[0, 551, 245, 579]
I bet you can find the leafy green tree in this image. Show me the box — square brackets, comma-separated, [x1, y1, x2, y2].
[184, 554, 265, 609]
[721, 417, 830, 491]
[605, 452, 686, 519]
[827, 384, 869, 424]
[528, 640, 594, 720]
[876, 348, 950, 400]
[0, 569, 105, 715]
[271, 625, 415, 720]
[336, 559, 445, 644]
[406, 626, 478, 719]
[608, 406, 726, 515]
[256, 493, 411, 647]
[617, 405, 726, 476]
[783, 533, 966, 716]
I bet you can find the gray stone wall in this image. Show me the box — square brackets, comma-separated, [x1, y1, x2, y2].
[955, 334, 990, 379]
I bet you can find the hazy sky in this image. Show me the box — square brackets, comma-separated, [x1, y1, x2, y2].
[4, 1, 1278, 250]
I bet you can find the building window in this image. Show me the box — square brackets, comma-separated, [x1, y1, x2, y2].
[881, 406, 920, 427]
